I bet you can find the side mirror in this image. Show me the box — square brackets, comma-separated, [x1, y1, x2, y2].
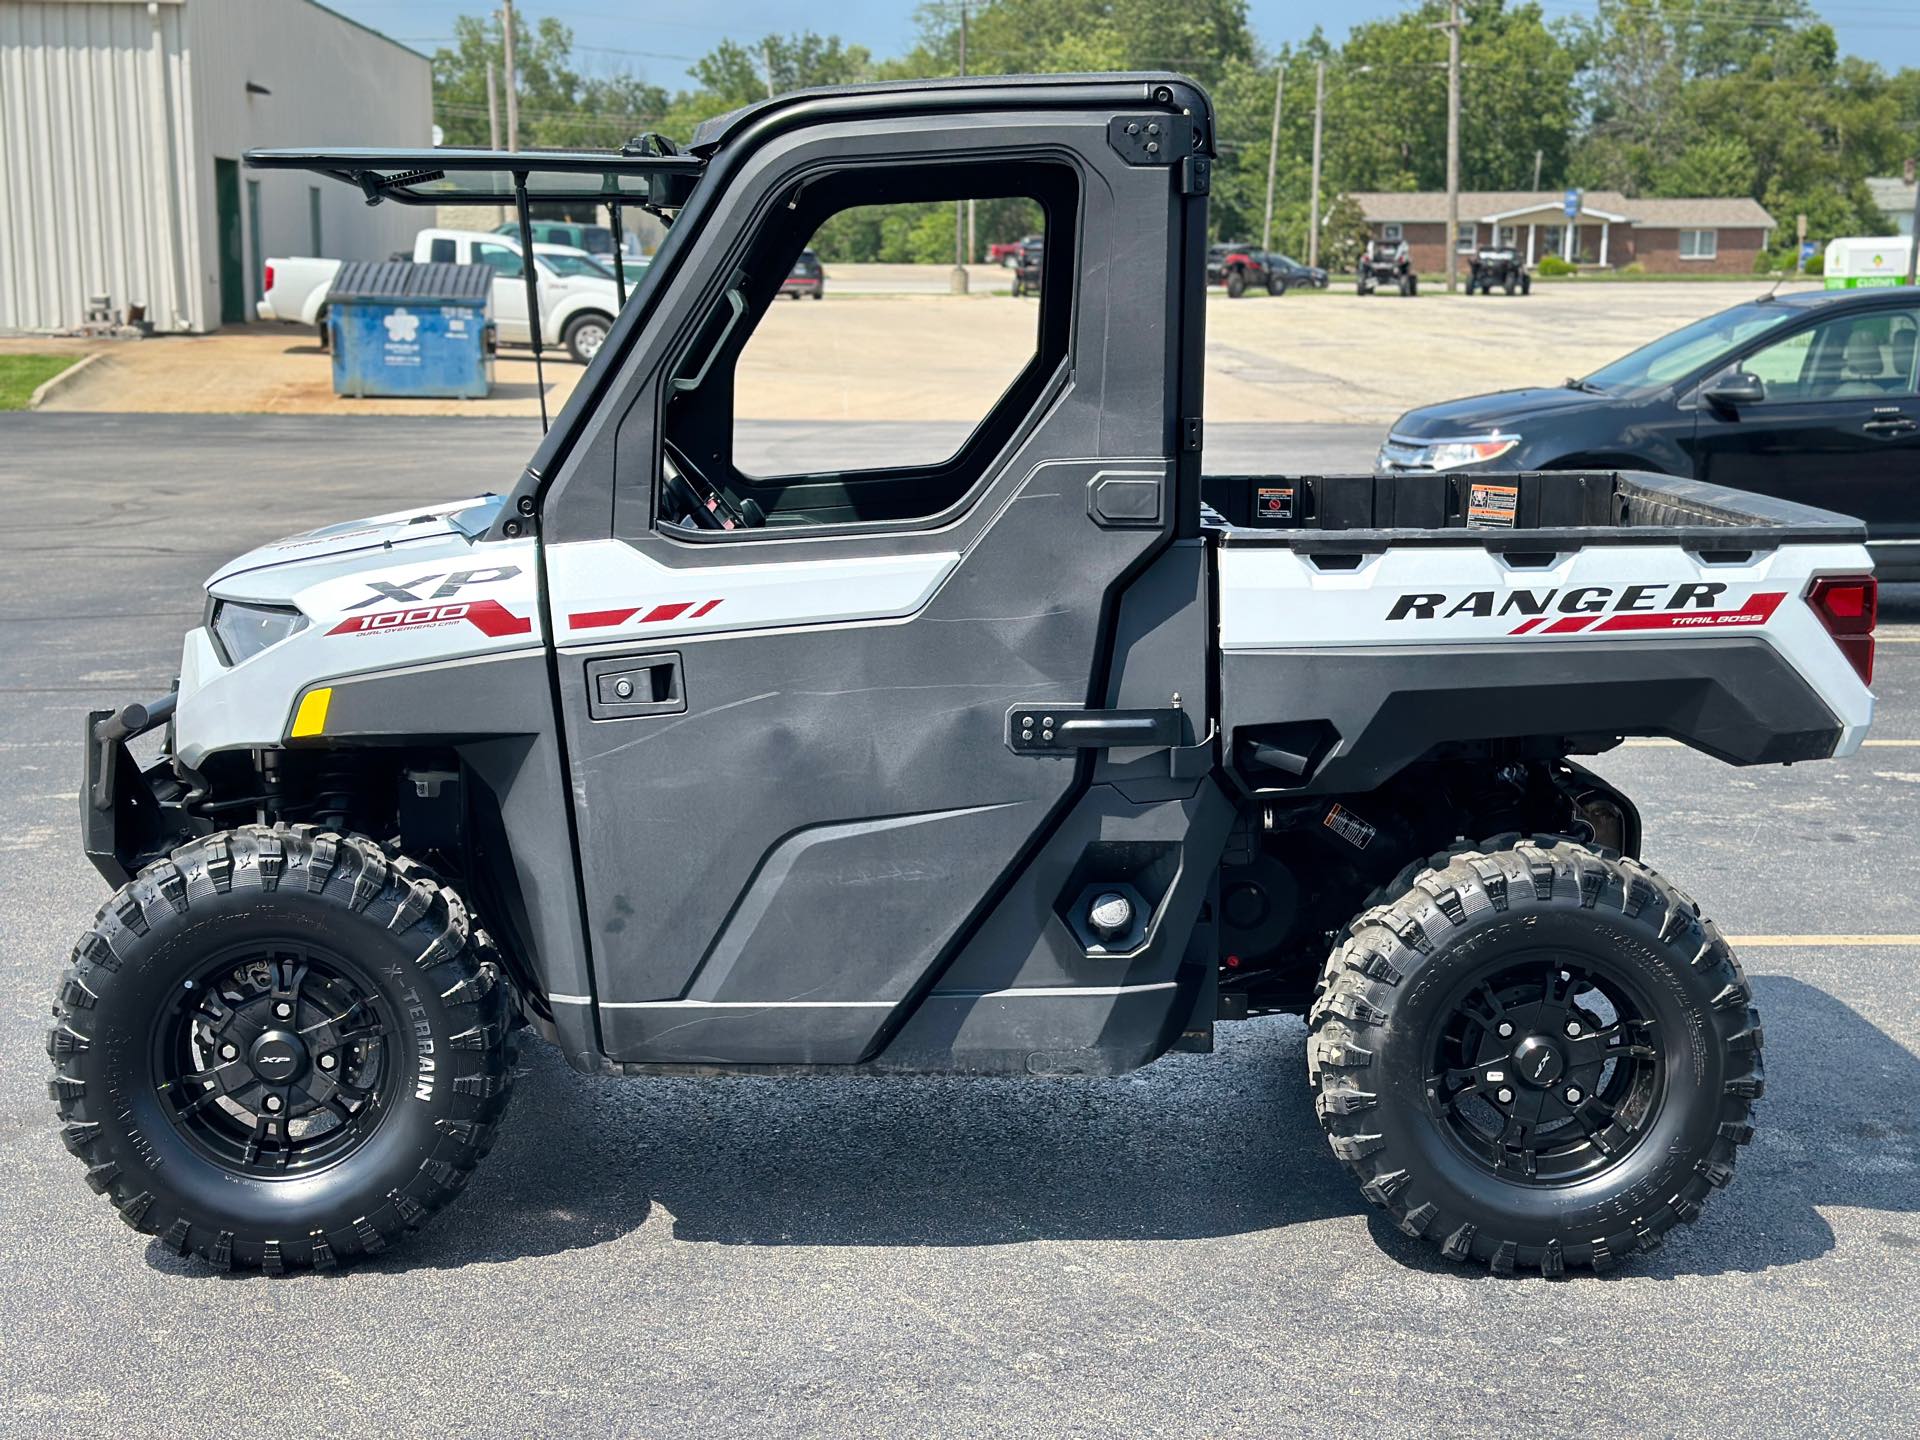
[1704, 371, 1765, 411]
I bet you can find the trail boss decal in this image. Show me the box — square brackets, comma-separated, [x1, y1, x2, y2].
[1386, 582, 1787, 635]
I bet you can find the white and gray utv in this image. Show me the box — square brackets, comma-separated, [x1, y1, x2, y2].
[55, 75, 1878, 1276]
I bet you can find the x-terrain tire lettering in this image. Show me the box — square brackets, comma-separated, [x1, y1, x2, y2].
[49, 825, 517, 1273]
[1309, 838, 1762, 1274]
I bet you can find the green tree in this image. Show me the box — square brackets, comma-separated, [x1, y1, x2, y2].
[431, 13, 668, 150]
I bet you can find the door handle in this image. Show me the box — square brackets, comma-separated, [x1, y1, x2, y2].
[585, 652, 684, 719]
[1863, 416, 1917, 437]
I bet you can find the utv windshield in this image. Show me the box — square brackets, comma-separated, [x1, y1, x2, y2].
[1581, 303, 1797, 393]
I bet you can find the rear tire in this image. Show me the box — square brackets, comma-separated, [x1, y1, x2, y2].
[49, 825, 518, 1272]
[1309, 837, 1761, 1275]
[563, 310, 613, 365]
[1227, 270, 1248, 299]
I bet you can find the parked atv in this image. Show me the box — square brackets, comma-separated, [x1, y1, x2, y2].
[1468, 247, 1532, 295]
[54, 74, 1877, 1278]
[1357, 236, 1418, 296]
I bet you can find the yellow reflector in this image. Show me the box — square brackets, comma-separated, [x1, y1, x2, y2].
[290, 687, 332, 739]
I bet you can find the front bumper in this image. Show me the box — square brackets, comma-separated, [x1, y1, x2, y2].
[80, 692, 199, 886]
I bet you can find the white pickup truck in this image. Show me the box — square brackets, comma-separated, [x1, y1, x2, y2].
[257, 227, 633, 363]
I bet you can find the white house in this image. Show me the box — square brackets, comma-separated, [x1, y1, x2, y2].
[0, 0, 430, 333]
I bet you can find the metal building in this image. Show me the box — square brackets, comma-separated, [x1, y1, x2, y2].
[0, 0, 430, 333]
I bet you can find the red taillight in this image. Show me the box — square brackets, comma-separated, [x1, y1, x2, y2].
[264, 263, 275, 292]
[1807, 574, 1877, 686]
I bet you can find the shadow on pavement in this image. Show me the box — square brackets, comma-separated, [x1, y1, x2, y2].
[141, 974, 1917, 1277]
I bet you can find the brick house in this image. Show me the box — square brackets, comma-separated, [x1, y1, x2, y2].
[1349, 191, 1775, 276]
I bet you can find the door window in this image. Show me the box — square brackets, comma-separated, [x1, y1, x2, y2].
[474, 242, 524, 279]
[427, 237, 457, 263]
[1743, 308, 1920, 403]
[651, 159, 1078, 536]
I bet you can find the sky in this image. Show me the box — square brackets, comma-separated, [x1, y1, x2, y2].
[339, 0, 1920, 87]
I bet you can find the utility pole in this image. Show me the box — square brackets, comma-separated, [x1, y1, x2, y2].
[964, 3, 975, 266]
[486, 61, 504, 224]
[1307, 60, 1325, 269]
[762, 42, 775, 100]
[499, 0, 519, 152]
[1261, 64, 1285, 254]
[1443, 0, 1462, 293]
[952, 4, 969, 293]
[1532, 148, 1542, 191]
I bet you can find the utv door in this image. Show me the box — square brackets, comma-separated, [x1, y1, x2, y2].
[539, 100, 1210, 1065]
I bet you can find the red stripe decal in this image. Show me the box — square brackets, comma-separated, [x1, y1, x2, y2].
[1509, 617, 1545, 635]
[462, 599, 535, 638]
[1542, 616, 1598, 634]
[1594, 592, 1785, 631]
[641, 602, 693, 623]
[690, 598, 723, 618]
[570, 607, 638, 630]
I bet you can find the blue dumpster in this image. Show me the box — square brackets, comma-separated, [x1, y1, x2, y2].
[326, 261, 494, 399]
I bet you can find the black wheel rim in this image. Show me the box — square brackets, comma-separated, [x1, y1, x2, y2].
[1425, 952, 1664, 1184]
[150, 941, 395, 1178]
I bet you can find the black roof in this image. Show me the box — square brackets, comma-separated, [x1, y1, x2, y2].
[688, 71, 1213, 155]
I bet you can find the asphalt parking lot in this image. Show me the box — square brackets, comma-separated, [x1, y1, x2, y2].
[1, 414, 1915, 1437]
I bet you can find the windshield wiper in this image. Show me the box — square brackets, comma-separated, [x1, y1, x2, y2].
[1564, 377, 1607, 395]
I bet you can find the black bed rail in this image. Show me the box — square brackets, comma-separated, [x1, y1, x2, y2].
[1202, 469, 1867, 554]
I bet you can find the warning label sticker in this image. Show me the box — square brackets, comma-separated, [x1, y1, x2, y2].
[1255, 485, 1297, 522]
[1466, 482, 1519, 529]
[1323, 803, 1377, 850]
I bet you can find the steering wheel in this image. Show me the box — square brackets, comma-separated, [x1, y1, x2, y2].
[662, 439, 759, 531]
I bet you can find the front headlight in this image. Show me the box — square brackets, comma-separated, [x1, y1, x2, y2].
[209, 599, 308, 665]
[1377, 433, 1521, 472]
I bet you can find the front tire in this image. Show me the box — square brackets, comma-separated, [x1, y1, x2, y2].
[49, 826, 518, 1272]
[1226, 270, 1247, 299]
[1309, 838, 1761, 1275]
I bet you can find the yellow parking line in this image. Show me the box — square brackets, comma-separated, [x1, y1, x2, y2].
[1729, 935, 1920, 946]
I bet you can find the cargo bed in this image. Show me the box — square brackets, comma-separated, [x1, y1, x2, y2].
[1202, 470, 1876, 794]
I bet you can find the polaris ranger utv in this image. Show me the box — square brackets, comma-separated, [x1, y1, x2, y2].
[55, 74, 1879, 1277]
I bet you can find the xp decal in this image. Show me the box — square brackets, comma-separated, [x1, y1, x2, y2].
[344, 566, 523, 610]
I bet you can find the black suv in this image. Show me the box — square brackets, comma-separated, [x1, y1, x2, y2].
[1378, 288, 1920, 576]
[780, 248, 824, 299]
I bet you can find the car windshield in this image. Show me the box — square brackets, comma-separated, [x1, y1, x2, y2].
[539, 252, 614, 279]
[1581, 303, 1799, 392]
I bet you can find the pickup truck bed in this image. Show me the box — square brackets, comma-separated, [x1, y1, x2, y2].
[1201, 469, 1875, 792]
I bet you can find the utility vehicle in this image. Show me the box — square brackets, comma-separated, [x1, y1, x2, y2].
[1207, 243, 1288, 298]
[1466, 247, 1531, 296]
[55, 74, 1878, 1277]
[1358, 235, 1419, 296]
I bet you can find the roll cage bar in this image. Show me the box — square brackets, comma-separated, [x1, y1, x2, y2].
[245, 142, 707, 430]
